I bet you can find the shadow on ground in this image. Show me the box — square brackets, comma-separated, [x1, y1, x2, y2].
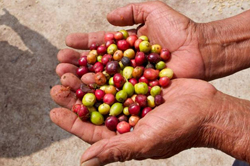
[0, 9, 71, 158]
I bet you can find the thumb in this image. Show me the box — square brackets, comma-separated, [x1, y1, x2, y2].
[80, 132, 146, 166]
[107, 1, 166, 26]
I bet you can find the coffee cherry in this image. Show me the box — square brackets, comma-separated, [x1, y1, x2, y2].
[139, 41, 151, 53]
[101, 54, 112, 65]
[138, 76, 149, 85]
[116, 121, 131, 134]
[128, 78, 138, 86]
[118, 114, 128, 122]
[103, 93, 115, 105]
[105, 33, 114, 41]
[132, 66, 144, 79]
[113, 50, 123, 61]
[107, 44, 118, 55]
[149, 80, 159, 87]
[141, 107, 152, 117]
[134, 39, 143, 50]
[135, 94, 147, 107]
[119, 30, 129, 39]
[106, 61, 119, 75]
[82, 93, 96, 107]
[160, 48, 171, 61]
[128, 103, 141, 115]
[97, 45, 107, 55]
[105, 85, 117, 95]
[126, 35, 138, 47]
[76, 88, 85, 100]
[87, 63, 95, 72]
[151, 44, 162, 54]
[121, 56, 131, 67]
[116, 90, 128, 103]
[93, 62, 104, 73]
[159, 68, 174, 79]
[147, 53, 161, 64]
[123, 107, 130, 115]
[147, 95, 155, 108]
[114, 32, 124, 40]
[97, 55, 103, 62]
[155, 61, 166, 70]
[95, 89, 105, 101]
[95, 72, 107, 86]
[143, 68, 159, 81]
[113, 73, 126, 88]
[139, 35, 149, 41]
[159, 77, 170, 87]
[74, 104, 90, 121]
[150, 86, 161, 97]
[105, 116, 119, 131]
[79, 56, 88, 66]
[72, 104, 81, 114]
[123, 66, 134, 80]
[108, 77, 114, 85]
[105, 40, 115, 48]
[124, 49, 135, 59]
[76, 66, 88, 77]
[155, 95, 164, 106]
[87, 53, 97, 64]
[117, 40, 130, 51]
[130, 59, 137, 68]
[98, 103, 110, 115]
[135, 52, 146, 66]
[89, 43, 98, 50]
[129, 115, 140, 127]
[122, 82, 134, 97]
[90, 111, 104, 125]
[123, 98, 134, 107]
[110, 103, 123, 116]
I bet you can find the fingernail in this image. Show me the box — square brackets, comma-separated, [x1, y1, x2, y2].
[81, 158, 101, 166]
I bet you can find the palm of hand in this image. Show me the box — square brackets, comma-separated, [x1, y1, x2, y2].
[134, 3, 205, 79]
[51, 77, 216, 161]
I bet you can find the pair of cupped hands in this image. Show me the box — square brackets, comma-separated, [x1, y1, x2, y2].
[50, 1, 232, 166]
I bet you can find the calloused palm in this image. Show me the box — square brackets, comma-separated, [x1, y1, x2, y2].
[56, 1, 206, 80]
[50, 73, 217, 165]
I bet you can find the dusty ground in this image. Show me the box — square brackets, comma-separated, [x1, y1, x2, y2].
[0, 0, 250, 166]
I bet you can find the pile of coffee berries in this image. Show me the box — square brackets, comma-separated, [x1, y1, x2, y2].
[72, 30, 173, 134]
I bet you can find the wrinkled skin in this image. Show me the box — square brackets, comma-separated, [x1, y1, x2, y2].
[51, 1, 217, 165]
[51, 73, 217, 165]
[58, 1, 206, 80]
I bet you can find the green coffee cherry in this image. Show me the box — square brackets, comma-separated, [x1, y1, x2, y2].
[90, 111, 104, 125]
[110, 103, 123, 116]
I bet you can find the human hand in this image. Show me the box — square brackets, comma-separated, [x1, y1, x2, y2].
[50, 72, 219, 165]
[61, 1, 207, 80]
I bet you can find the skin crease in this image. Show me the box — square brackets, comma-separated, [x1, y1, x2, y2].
[50, 1, 250, 165]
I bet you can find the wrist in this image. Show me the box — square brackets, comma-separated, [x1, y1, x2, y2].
[199, 91, 250, 162]
[197, 11, 250, 80]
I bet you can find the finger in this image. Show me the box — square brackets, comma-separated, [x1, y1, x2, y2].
[107, 1, 166, 26]
[50, 85, 77, 109]
[81, 73, 95, 85]
[56, 63, 78, 77]
[57, 48, 81, 65]
[65, 31, 106, 49]
[50, 108, 116, 144]
[80, 131, 146, 166]
[65, 29, 139, 50]
[60, 73, 81, 91]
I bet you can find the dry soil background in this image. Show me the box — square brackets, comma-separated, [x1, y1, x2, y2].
[0, 0, 250, 166]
